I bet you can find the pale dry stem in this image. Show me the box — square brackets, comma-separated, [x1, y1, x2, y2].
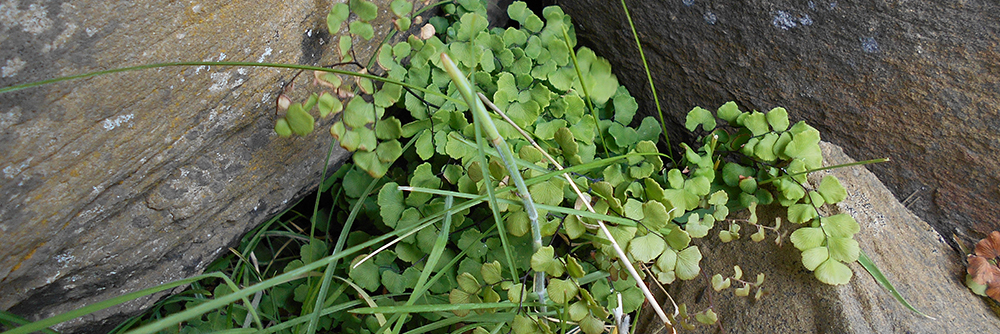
[478, 92, 674, 328]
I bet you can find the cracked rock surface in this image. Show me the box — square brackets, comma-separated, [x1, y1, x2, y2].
[0, 0, 419, 332]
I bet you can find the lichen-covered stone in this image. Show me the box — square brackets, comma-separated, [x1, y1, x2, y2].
[0, 0, 422, 332]
[635, 142, 1000, 333]
[558, 0, 1000, 247]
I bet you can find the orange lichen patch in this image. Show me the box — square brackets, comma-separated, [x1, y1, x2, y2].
[9, 242, 44, 273]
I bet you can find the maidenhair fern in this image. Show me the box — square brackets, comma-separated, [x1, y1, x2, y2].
[0, 0, 924, 333]
[268, 1, 884, 331]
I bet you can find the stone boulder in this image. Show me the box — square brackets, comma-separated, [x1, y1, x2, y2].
[556, 0, 1000, 247]
[634, 142, 1000, 333]
[0, 0, 422, 332]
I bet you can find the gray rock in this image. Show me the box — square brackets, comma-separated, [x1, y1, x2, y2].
[0, 0, 423, 332]
[634, 142, 1000, 333]
[556, 0, 1000, 247]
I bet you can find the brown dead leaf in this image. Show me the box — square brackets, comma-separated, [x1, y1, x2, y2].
[987, 284, 1000, 302]
[966, 231, 1000, 302]
[975, 231, 1000, 259]
[968, 255, 1000, 285]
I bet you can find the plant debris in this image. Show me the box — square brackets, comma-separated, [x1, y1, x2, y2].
[967, 231, 1000, 301]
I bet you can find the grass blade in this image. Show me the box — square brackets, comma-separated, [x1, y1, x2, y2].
[376, 242, 472, 334]
[306, 136, 416, 333]
[305, 174, 380, 333]
[758, 158, 890, 185]
[471, 107, 520, 283]
[332, 276, 388, 326]
[115, 214, 441, 334]
[857, 250, 934, 319]
[0, 311, 59, 334]
[443, 52, 548, 306]
[3, 272, 249, 334]
[561, 28, 610, 158]
[440, 53, 521, 285]
[619, 0, 674, 165]
[386, 195, 456, 334]
[352, 302, 529, 314]
[404, 313, 515, 334]
[399, 188, 636, 227]
[255, 300, 363, 334]
[0, 61, 460, 106]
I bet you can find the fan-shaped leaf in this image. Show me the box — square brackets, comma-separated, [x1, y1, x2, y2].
[629, 233, 666, 263]
[766, 107, 789, 131]
[274, 118, 292, 137]
[530, 245, 564, 277]
[754, 133, 778, 161]
[614, 92, 638, 124]
[352, 0, 378, 21]
[377, 183, 404, 228]
[743, 111, 769, 136]
[801, 246, 828, 271]
[711, 274, 731, 291]
[822, 214, 860, 238]
[579, 314, 604, 334]
[717, 101, 741, 123]
[675, 246, 703, 280]
[349, 21, 375, 40]
[818, 175, 847, 204]
[685, 106, 716, 132]
[507, 1, 529, 23]
[318, 92, 342, 118]
[566, 256, 586, 279]
[506, 210, 530, 237]
[547, 278, 579, 304]
[286, 103, 315, 136]
[327, 3, 350, 33]
[788, 204, 818, 224]
[657, 247, 678, 273]
[695, 309, 718, 324]
[790, 227, 825, 251]
[828, 237, 860, 262]
[350, 256, 381, 292]
[642, 200, 669, 231]
[815, 259, 853, 285]
[457, 272, 481, 294]
[523, 14, 544, 32]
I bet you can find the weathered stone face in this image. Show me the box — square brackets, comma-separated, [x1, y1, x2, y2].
[557, 0, 1000, 246]
[0, 0, 415, 332]
[635, 142, 1000, 333]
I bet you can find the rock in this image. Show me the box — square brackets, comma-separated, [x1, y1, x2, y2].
[0, 0, 425, 332]
[634, 142, 1000, 333]
[556, 0, 1000, 247]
